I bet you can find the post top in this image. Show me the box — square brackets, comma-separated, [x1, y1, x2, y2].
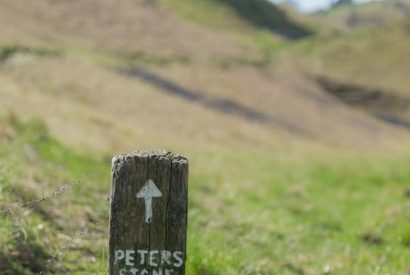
[112, 149, 188, 167]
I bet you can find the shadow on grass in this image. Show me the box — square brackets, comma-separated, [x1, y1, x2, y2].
[317, 76, 410, 130]
[0, 45, 61, 63]
[0, 232, 51, 275]
[121, 67, 307, 136]
[219, 0, 313, 39]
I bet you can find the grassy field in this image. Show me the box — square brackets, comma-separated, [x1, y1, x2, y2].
[0, 0, 409, 274]
[1, 116, 409, 274]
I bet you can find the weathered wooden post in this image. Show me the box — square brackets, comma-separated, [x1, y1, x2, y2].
[109, 150, 188, 275]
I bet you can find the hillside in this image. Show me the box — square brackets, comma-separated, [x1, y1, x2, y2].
[0, 0, 410, 274]
[0, 0, 262, 61]
[162, 0, 314, 39]
[0, 0, 407, 149]
[286, 18, 410, 127]
[315, 0, 410, 32]
[282, 0, 410, 128]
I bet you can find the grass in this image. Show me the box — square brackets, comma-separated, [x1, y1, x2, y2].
[0, 45, 61, 63]
[0, 1, 409, 274]
[289, 19, 410, 96]
[1, 115, 409, 274]
[0, 115, 109, 274]
[162, 0, 312, 39]
[187, 150, 410, 274]
[314, 0, 410, 32]
[161, 0, 295, 60]
[161, 0, 248, 31]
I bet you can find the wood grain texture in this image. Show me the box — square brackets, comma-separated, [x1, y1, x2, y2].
[109, 150, 188, 275]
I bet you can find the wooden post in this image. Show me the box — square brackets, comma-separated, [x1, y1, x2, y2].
[108, 150, 188, 275]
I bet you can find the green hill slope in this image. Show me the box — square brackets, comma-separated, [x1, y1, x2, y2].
[315, 0, 410, 32]
[163, 0, 313, 39]
[286, 18, 410, 126]
[274, 1, 410, 129]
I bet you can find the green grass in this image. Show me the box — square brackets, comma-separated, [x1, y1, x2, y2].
[186, 150, 410, 274]
[162, 0, 312, 39]
[0, 115, 109, 274]
[161, 0, 253, 32]
[0, 116, 409, 274]
[0, 45, 61, 63]
[161, 0, 299, 60]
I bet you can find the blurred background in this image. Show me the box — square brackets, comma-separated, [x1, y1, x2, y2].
[0, 0, 409, 274]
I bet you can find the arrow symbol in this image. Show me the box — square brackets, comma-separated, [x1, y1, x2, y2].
[137, 179, 162, 224]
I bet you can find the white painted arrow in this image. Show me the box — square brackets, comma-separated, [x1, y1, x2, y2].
[137, 179, 162, 224]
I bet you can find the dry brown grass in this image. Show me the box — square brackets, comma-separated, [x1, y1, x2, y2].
[153, 61, 408, 148]
[0, 52, 407, 158]
[289, 20, 410, 97]
[0, 54, 288, 154]
[0, 0, 408, 158]
[0, 0, 257, 60]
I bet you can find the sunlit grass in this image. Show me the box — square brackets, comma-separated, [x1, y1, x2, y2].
[1, 109, 409, 275]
